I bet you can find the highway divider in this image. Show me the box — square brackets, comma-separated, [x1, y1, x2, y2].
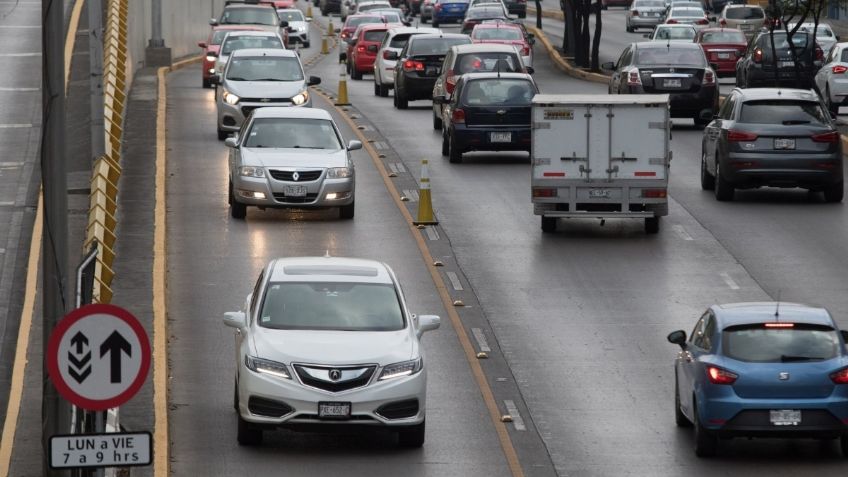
[526, 25, 610, 84]
[526, 5, 565, 20]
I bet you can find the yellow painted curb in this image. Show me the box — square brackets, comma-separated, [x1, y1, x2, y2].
[527, 5, 565, 20]
[527, 25, 610, 84]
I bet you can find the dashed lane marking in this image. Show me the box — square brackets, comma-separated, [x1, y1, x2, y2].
[720, 272, 740, 290]
[471, 328, 491, 353]
[672, 224, 693, 241]
[425, 227, 439, 241]
[402, 189, 419, 202]
[446, 271, 463, 291]
[503, 400, 526, 431]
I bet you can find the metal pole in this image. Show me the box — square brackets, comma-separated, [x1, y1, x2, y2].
[150, 0, 164, 47]
[89, 0, 105, 161]
[42, 0, 70, 474]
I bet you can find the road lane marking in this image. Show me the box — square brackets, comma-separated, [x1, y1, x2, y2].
[425, 226, 439, 241]
[0, 124, 32, 129]
[0, 53, 40, 57]
[0, 87, 38, 92]
[720, 272, 740, 290]
[323, 93, 526, 477]
[471, 328, 491, 353]
[446, 271, 463, 291]
[503, 400, 526, 431]
[402, 189, 419, 202]
[672, 224, 693, 241]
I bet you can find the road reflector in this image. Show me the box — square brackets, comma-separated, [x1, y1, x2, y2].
[416, 224, 425, 229]
[476, 352, 489, 359]
[388, 172, 397, 177]
[501, 415, 513, 423]
[433, 260, 443, 266]
[400, 196, 409, 201]
[453, 299, 464, 307]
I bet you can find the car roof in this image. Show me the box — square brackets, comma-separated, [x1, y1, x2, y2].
[451, 43, 520, 53]
[657, 23, 696, 28]
[214, 25, 265, 31]
[224, 30, 280, 38]
[387, 26, 441, 36]
[729, 87, 820, 102]
[252, 106, 332, 120]
[268, 257, 394, 284]
[713, 302, 834, 328]
[635, 40, 701, 49]
[225, 3, 276, 9]
[358, 23, 392, 32]
[725, 3, 761, 7]
[474, 21, 521, 29]
[276, 8, 303, 12]
[231, 47, 294, 58]
[461, 72, 533, 80]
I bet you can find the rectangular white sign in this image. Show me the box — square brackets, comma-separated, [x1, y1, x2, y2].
[50, 432, 151, 469]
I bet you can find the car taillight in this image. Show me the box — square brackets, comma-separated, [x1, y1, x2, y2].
[632, 9, 639, 16]
[816, 47, 824, 61]
[706, 366, 738, 385]
[703, 69, 715, 85]
[666, 19, 678, 24]
[830, 368, 848, 384]
[521, 45, 531, 56]
[753, 48, 763, 63]
[811, 131, 840, 143]
[627, 69, 641, 86]
[403, 60, 425, 71]
[696, 18, 708, 25]
[719, 19, 726, 26]
[342, 31, 350, 39]
[727, 130, 758, 142]
[446, 69, 457, 94]
[357, 45, 366, 53]
[452, 108, 465, 123]
[532, 188, 557, 198]
[833, 65, 848, 74]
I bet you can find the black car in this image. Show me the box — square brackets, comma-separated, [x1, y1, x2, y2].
[736, 31, 823, 89]
[460, 6, 508, 34]
[504, 0, 527, 17]
[701, 87, 843, 202]
[603, 41, 719, 125]
[320, 0, 343, 15]
[435, 72, 537, 163]
[391, 33, 472, 109]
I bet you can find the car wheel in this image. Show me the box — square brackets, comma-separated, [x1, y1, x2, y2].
[541, 216, 556, 233]
[339, 201, 355, 219]
[397, 420, 425, 448]
[674, 373, 692, 427]
[217, 128, 228, 141]
[441, 131, 450, 156]
[626, 25, 633, 32]
[519, 12, 526, 18]
[432, 19, 439, 27]
[448, 132, 462, 163]
[304, 41, 310, 48]
[421, 15, 428, 23]
[396, 90, 408, 109]
[203, 78, 211, 89]
[233, 377, 239, 411]
[693, 401, 718, 457]
[374, 81, 380, 96]
[644, 216, 660, 234]
[700, 151, 715, 190]
[378, 82, 389, 97]
[840, 434, 848, 457]
[714, 160, 734, 201]
[237, 415, 263, 446]
[827, 86, 840, 116]
[433, 110, 442, 130]
[351, 66, 362, 80]
[824, 181, 844, 203]
[230, 183, 247, 219]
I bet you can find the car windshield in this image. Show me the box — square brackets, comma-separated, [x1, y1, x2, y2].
[364, 30, 387, 42]
[670, 7, 703, 17]
[655, 26, 696, 40]
[212, 30, 234, 45]
[725, 6, 764, 19]
[636, 47, 704, 65]
[739, 100, 828, 125]
[221, 36, 283, 55]
[410, 37, 470, 55]
[700, 30, 745, 43]
[226, 57, 303, 81]
[473, 27, 522, 40]
[723, 324, 840, 362]
[376, 12, 402, 22]
[259, 282, 405, 331]
[277, 10, 305, 22]
[220, 7, 279, 26]
[463, 78, 534, 105]
[468, 8, 505, 18]
[635, 0, 665, 6]
[346, 16, 383, 28]
[796, 24, 833, 37]
[245, 118, 341, 149]
[456, 52, 520, 73]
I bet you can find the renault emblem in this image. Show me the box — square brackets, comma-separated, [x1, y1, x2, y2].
[669, 68, 675, 73]
[779, 372, 790, 381]
[260, 98, 271, 103]
[292, 171, 300, 181]
[329, 369, 342, 381]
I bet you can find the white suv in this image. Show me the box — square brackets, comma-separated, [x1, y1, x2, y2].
[373, 26, 441, 97]
[224, 256, 441, 447]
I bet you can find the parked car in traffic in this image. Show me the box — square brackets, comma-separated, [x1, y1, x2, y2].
[735, 31, 823, 89]
[225, 107, 359, 219]
[277, 8, 312, 48]
[339, 14, 389, 61]
[320, 0, 343, 16]
[647, 24, 698, 42]
[431, 0, 471, 27]
[503, 0, 527, 18]
[700, 88, 842, 202]
[224, 256, 440, 446]
[460, 5, 509, 34]
[695, 27, 747, 76]
[392, 33, 472, 109]
[715, 4, 765, 37]
[211, 2, 285, 37]
[604, 41, 718, 125]
[212, 31, 286, 79]
[198, 25, 263, 88]
[665, 6, 711, 30]
[626, 0, 667, 32]
[668, 302, 848, 457]
[373, 26, 442, 96]
[421, 0, 436, 21]
[347, 24, 391, 79]
[470, 21, 533, 67]
[815, 42, 848, 114]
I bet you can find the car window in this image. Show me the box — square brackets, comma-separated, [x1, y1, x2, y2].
[767, 32, 809, 49]
[842, 49, 848, 63]
[364, 30, 387, 42]
[390, 33, 413, 48]
[690, 314, 708, 348]
[616, 46, 631, 69]
[468, 8, 505, 18]
[634, 0, 664, 5]
[472, 27, 522, 40]
[245, 118, 342, 150]
[670, 7, 703, 16]
[250, 270, 265, 316]
[259, 282, 405, 331]
[717, 92, 735, 119]
[723, 324, 840, 362]
[701, 315, 716, 351]
[277, 10, 305, 22]
[221, 36, 283, 55]
[462, 78, 535, 105]
[226, 57, 304, 81]
[409, 37, 471, 55]
[456, 52, 520, 73]
[212, 30, 231, 45]
[636, 47, 705, 66]
[724, 6, 764, 19]
[346, 16, 382, 29]
[359, 2, 391, 11]
[700, 30, 745, 43]
[655, 26, 696, 40]
[739, 100, 828, 125]
[221, 7, 280, 26]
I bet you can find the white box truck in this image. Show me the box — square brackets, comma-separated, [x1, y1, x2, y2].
[531, 94, 671, 234]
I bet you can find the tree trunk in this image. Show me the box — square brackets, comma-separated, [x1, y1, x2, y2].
[535, 0, 543, 28]
[563, 0, 575, 55]
[591, 0, 602, 71]
[580, 0, 591, 67]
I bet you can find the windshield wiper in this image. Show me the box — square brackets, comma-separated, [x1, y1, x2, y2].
[227, 77, 249, 81]
[292, 146, 324, 149]
[251, 78, 288, 82]
[782, 120, 811, 125]
[780, 354, 824, 362]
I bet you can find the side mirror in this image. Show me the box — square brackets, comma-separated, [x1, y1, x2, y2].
[432, 94, 446, 104]
[348, 139, 363, 150]
[384, 50, 399, 60]
[526, 66, 534, 74]
[367, 44, 378, 53]
[209, 18, 219, 26]
[417, 314, 441, 336]
[223, 311, 246, 329]
[642, 33, 650, 38]
[280, 20, 290, 28]
[198, 41, 208, 48]
[209, 74, 221, 85]
[841, 329, 848, 342]
[307, 16, 313, 21]
[308, 75, 322, 86]
[667, 330, 687, 348]
[601, 61, 615, 70]
[224, 137, 238, 148]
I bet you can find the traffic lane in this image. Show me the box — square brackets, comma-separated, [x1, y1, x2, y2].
[312, 32, 848, 475]
[164, 65, 513, 477]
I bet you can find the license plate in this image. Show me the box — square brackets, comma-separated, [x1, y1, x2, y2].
[663, 79, 682, 88]
[491, 132, 512, 143]
[426, 66, 439, 76]
[318, 402, 351, 419]
[740, 24, 752, 30]
[283, 185, 308, 197]
[650, 12, 659, 16]
[717, 52, 730, 59]
[779, 61, 794, 68]
[769, 409, 801, 426]
[774, 138, 795, 150]
[589, 188, 611, 198]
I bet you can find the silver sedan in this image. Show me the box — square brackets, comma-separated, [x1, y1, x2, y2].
[626, 0, 667, 32]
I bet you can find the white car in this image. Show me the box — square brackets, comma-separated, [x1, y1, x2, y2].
[277, 8, 312, 48]
[647, 23, 697, 42]
[224, 256, 441, 447]
[815, 41, 848, 114]
[468, 0, 510, 16]
[790, 22, 839, 54]
[665, 6, 710, 30]
[213, 31, 285, 78]
[373, 26, 441, 96]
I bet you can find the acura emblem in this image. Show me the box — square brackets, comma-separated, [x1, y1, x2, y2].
[292, 171, 300, 181]
[779, 372, 790, 381]
[329, 369, 342, 381]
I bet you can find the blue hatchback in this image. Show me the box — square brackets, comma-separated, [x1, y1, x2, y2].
[431, 0, 469, 27]
[668, 302, 848, 457]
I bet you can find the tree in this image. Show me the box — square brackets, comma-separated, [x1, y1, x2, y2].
[535, 0, 543, 28]
[591, 0, 602, 70]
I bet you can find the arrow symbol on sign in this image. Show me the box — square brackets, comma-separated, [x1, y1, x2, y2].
[71, 331, 88, 354]
[100, 331, 131, 383]
[68, 331, 91, 384]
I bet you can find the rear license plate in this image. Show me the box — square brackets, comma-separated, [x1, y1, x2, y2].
[319, 402, 351, 419]
[426, 66, 439, 76]
[283, 185, 308, 197]
[740, 24, 752, 30]
[779, 60, 794, 68]
[589, 188, 611, 198]
[663, 79, 682, 88]
[491, 132, 512, 143]
[774, 138, 795, 150]
[769, 409, 801, 426]
[717, 52, 730, 59]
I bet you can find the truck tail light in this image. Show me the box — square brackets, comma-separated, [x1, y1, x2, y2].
[831, 368, 848, 384]
[452, 108, 465, 123]
[627, 69, 641, 86]
[403, 60, 425, 71]
[811, 131, 840, 143]
[753, 48, 763, 63]
[832, 65, 848, 74]
[707, 366, 738, 385]
[532, 188, 557, 198]
[642, 188, 666, 198]
[727, 130, 758, 142]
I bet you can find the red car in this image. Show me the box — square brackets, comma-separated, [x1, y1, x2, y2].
[198, 25, 262, 88]
[470, 22, 533, 67]
[272, 0, 295, 7]
[346, 23, 392, 80]
[339, 14, 388, 61]
[695, 28, 748, 77]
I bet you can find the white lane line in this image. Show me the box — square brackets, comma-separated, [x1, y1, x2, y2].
[503, 400, 527, 431]
[0, 202, 15, 207]
[672, 224, 693, 241]
[372, 141, 387, 150]
[0, 162, 23, 168]
[388, 162, 399, 173]
[0, 124, 33, 129]
[0, 26, 40, 29]
[446, 271, 463, 291]
[402, 189, 418, 202]
[0, 53, 41, 57]
[0, 248, 5, 254]
[0, 87, 38, 92]
[425, 226, 439, 241]
[393, 162, 406, 173]
[471, 327, 491, 353]
[720, 272, 740, 290]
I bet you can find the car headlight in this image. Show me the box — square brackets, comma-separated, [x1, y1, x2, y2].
[378, 357, 422, 381]
[205, 54, 216, 62]
[327, 167, 352, 178]
[239, 166, 265, 178]
[297, 25, 307, 32]
[223, 90, 240, 105]
[291, 90, 309, 106]
[245, 356, 291, 379]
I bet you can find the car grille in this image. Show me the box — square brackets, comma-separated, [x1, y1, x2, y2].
[375, 399, 420, 420]
[248, 396, 294, 418]
[293, 364, 376, 392]
[272, 192, 319, 204]
[269, 170, 323, 182]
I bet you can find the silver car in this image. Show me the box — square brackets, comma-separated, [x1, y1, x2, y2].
[223, 256, 441, 446]
[216, 49, 320, 140]
[277, 8, 312, 48]
[373, 26, 441, 96]
[626, 0, 667, 32]
[647, 23, 697, 42]
[225, 107, 362, 219]
[213, 31, 285, 79]
[815, 42, 848, 114]
[791, 22, 839, 53]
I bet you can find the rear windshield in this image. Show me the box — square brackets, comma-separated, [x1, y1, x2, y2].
[221, 36, 283, 55]
[472, 27, 522, 40]
[655, 26, 696, 40]
[739, 100, 828, 124]
[634, 0, 664, 6]
[245, 118, 341, 150]
[671, 7, 704, 16]
[220, 7, 279, 26]
[390, 33, 413, 48]
[723, 324, 840, 362]
[377, 12, 402, 22]
[456, 52, 521, 73]
[346, 16, 382, 28]
[842, 50, 848, 62]
[762, 32, 810, 49]
[462, 78, 535, 105]
[725, 6, 764, 19]
[277, 10, 305, 22]
[364, 30, 387, 42]
[410, 37, 470, 55]
[226, 56, 304, 81]
[468, 8, 506, 18]
[359, 3, 391, 11]
[797, 25, 834, 37]
[636, 47, 705, 66]
[700, 30, 745, 43]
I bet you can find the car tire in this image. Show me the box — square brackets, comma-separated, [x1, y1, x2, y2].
[374, 82, 380, 96]
[397, 420, 426, 448]
[714, 160, 734, 201]
[230, 183, 247, 219]
[693, 401, 718, 457]
[351, 66, 362, 80]
[217, 128, 228, 141]
[541, 216, 556, 233]
[378, 82, 389, 97]
[203, 78, 212, 89]
[693, 113, 710, 128]
[626, 25, 634, 33]
[827, 86, 840, 116]
[448, 132, 462, 163]
[441, 131, 450, 156]
[422, 15, 428, 23]
[433, 110, 442, 130]
[396, 90, 409, 109]
[840, 434, 848, 457]
[824, 181, 844, 203]
[674, 373, 692, 427]
[644, 216, 660, 234]
[432, 19, 439, 27]
[304, 41, 311, 48]
[700, 151, 715, 190]
[519, 12, 526, 18]
[233, 377, 239, 411]
[237, 415, 263, 446]
[339, 201, 355, 219]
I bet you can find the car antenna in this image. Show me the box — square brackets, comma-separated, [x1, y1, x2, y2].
[775, 290, 782, 319]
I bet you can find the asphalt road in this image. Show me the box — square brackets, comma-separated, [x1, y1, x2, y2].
[163, 5, 848, 477]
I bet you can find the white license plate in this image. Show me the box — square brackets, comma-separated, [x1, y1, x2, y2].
[589, 188, 611, 198]
[318, 402, 351, 418]
[284, 185, 308, 197]
[663, 79, 682, 88]
[774, 138, 795, 150]
[491, 132, 512, 143]
[717, 52, 730, 59]
[769, 409, 801, 426]
[779, 61, 794, 68]
[740, 24, 752, 30]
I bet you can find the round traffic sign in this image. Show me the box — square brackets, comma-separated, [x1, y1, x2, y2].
[47, 304, 151, 411]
